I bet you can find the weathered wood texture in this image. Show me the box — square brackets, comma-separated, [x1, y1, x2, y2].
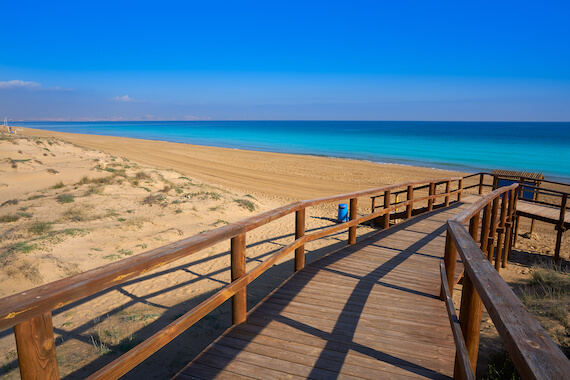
[14, 312, 59, 380]
[175, 205, 467, 379]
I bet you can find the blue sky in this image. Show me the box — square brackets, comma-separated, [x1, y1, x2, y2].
[1, 1, 569, 121]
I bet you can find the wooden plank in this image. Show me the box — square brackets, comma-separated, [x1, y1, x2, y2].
[229, 324, 455, 369]
[216, 334, 447, 380]
[235, 318, 456, 363]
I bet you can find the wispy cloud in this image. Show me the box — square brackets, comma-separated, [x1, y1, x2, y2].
[0, 80, 42, 89]
[112, 95, 134, 102]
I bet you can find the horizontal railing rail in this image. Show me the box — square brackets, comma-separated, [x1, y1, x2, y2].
[0, 177, 463, 380]
[441, 183, 570, 379]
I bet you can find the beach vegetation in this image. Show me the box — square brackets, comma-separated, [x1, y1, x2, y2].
[135, 171, 152, 180]
[78, 176, 91, 185]
[187, 191, 222, 201]
[90, 335, 112, 356]
[518, 262, 570, 358]
[57, 193, 75, 203]
[62, 207, 89, 222]
[51, 181, 65, 189]
[47, 168, 59, 174]
[63, 228, 90, 237]
[105, 208, 120, 217]
[136, 243, 147, 249]
[27, 194, 45, 201]
[18, 211, 33, 218]
[234, 199, 256, 212]
[103, 254, 122, 261]
[139, 186, 152, 192]
[1, 199, 19, 207]
[142, 194, 167, 207]
[118, 248, 133, 256]
[8, 158, 31, 169]
[175, 209, 183, 214]
[484, 351, 521, 380]
[28, 221, 53, 235]
[84, 185, 105, 196]
[0, 214, 20, 223]
[8, 241, 38, 254]
[211, 219, 230, 227]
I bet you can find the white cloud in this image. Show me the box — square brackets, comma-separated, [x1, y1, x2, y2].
[112, 95, 134, 102]
[0, 80, 41, 89]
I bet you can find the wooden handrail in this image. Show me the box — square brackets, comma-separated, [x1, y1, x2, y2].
[442, 183, 570, 378]
[439, 261, 475, 380]
[0, 177, 463, 379]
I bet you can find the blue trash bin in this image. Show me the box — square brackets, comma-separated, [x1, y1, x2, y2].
[338, 204, 349, 222]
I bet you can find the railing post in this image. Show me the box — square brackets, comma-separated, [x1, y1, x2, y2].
[502, 188, 516, 267]
[406, 185, 413, 219]
[480, 204, 492, 257]
[469, 212, 480, 242]
[371, 196, 378, 226]
[458, 178, 463, 202]
[494, 194, 508, 272]
[554, 194, 567, 264]
[295, 208, 305, 272]
[458, 274, 483, 376]
[487, 198, 500, 263]
[348, 197, 357, 245]
[445, 180, 451, 207]
[14, 313, 59, 380]
[231, 233, 247, 325]
[441, 228, 458, 299]
[478, 173, 484, 195]
[383, 190, 391, 229]
[428, 182, 435, 211]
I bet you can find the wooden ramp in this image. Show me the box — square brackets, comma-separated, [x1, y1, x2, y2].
[174, 204, 468, 379]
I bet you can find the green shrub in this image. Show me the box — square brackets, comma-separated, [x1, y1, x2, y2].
[57, 193, 75, 203]
[234, 199, 255, 212]
[0, 214, 20, 223]
[28, 221, 53, 235]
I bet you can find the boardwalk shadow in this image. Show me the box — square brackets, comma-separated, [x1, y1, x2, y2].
[179, 204, 462, 379]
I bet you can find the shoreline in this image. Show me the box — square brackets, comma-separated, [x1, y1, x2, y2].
[20, 127, 468, 201]
[10, 121, 570, 183]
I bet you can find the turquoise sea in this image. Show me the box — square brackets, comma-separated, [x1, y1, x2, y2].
[11, 121, 570, 183]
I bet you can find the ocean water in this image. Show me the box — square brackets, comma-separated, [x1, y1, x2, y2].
[11, 121, 570, 182]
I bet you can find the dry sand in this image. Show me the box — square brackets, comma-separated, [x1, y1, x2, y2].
[0, 128, 568, 379]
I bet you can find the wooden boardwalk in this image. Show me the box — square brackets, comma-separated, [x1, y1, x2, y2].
[517, 199, 570, 226]
[174, 204, 468, 380]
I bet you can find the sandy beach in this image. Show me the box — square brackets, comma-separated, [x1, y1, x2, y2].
[1, 128, 568, 378]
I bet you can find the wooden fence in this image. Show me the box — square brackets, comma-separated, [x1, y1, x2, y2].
[0, 177, 463, 379]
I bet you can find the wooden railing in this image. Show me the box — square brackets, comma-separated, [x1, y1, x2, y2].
[462, 171, 569, 263]
[441, 184, 570, 379]
[0, 177, 463, 380]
